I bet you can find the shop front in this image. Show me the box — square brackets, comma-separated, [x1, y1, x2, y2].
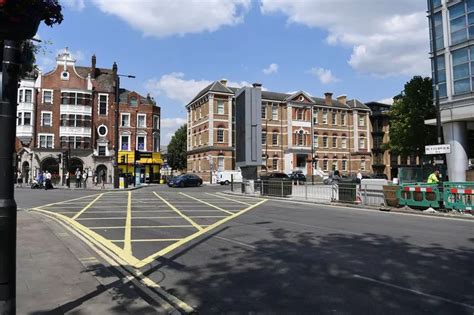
[118, 151, 163, 184]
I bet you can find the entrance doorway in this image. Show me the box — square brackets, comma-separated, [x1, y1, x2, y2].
[40, 157, 60, 185]
[22, 161, 30, 184]
[96, 164, 108, 184]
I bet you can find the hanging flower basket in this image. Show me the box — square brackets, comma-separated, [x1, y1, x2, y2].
[0, 0, 62, 40]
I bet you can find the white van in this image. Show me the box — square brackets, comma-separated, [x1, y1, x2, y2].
[217, 170, 242, 185]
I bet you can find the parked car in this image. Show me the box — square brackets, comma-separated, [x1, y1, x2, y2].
[217, 170, 242, 185]
[289, 171, 306, 183]
[267, 172, 290, 179]
[167, 174, 203, 187]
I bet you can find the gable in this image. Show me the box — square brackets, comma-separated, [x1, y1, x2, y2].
[287, 91, 313, 104]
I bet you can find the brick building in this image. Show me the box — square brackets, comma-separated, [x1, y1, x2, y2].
[186, 80, 372, 181]
[16, 49, 161, 184]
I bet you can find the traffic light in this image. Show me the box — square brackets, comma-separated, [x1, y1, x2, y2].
[57, 153, 62, 164]
[63, 151, 69, 167]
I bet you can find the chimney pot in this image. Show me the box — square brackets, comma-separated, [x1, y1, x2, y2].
[336, 94, 347, 105]
[91, 54, 96, 79]
[324, 92, 333, 105]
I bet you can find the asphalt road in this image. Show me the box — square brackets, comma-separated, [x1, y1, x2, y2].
[16, 185, 474, 314]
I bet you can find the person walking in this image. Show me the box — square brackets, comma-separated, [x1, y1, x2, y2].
[101, 170, 106, 190]
[75, 168, 81, 188]
[66, 172, 70, 188]
[16, 170, 22, 188]
[45, 171, 52, 190]
[82, 170, 88, 189]
[427, 170, 440, 184]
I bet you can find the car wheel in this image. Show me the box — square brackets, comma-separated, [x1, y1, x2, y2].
[224, 180, 230, 185]
[180, 182, 185, 188]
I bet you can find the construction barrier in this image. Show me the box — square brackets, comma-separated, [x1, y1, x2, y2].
[443, 182, 474, 213]
[397, 183, 441, 209]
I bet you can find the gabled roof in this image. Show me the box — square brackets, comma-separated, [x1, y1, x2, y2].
[188, 80, 234, 105]
[347, 99, 370, 111]
[285, 90, 313, 103]
[119, 88, 154, 105]
[76, 66, 115, 93]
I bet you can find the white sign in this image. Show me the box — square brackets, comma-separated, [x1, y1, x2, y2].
[425, 144, 451, 155]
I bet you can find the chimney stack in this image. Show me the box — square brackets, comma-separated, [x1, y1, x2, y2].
[91, 54, 96, 79]
[219, 78, 227, 86]
[252, 82, 262, 89]
[336, 94, 347, 105]
[324, 92, 333, 105]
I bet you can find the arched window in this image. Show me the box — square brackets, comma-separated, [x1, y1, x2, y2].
[297, 130, 304, 146]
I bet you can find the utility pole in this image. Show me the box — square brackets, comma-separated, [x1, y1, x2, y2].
[0, 39, 21, 315]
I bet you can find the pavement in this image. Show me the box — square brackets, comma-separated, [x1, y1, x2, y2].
[15, 185, 474, 314]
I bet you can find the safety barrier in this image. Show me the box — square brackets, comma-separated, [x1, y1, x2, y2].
[443, 182, 474, 213]
[397, 183, 441, 209]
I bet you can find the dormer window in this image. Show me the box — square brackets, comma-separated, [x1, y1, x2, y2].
[130, 96, 138, 106]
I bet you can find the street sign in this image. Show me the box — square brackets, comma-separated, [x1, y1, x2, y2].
[425, 144, 451, 155]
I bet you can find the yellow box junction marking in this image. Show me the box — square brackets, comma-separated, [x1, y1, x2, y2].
[179, 192, 234, 215]
[205, 192, 251, 206]
[72, 193, 104, 220]
[153, 192, 203, 231]
[124, 191, 132, 255]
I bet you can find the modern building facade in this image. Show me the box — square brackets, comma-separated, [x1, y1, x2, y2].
[186, 80, 372, 181]
[15, 49, 162, 185]
[427, 0, 474, 181]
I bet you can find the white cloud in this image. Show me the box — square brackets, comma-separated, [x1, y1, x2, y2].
[161, 117, 187, 128]
[62, 0, 85, 11]
[91, 0, 251, 37]
[263, 63, 279, 75]
[309, 67, 340, 84]
[378, 98, 394, 105]
[260, 0, 429, 76]
[146, 73, 251, 104]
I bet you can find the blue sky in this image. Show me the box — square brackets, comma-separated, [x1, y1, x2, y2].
[37, 0, 429, 144]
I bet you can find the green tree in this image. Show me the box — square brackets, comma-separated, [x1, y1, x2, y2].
[167, 124, 187, 171]
[388, 76, 437, 157]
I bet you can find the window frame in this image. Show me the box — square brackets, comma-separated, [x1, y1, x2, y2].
[120, 135, 131, 151]
[41, 111, 53, 127]
[38, 133, 54, 149]
[42, 89, 53, 104]
[217, 100, 225, 115]
[136, 134, 146, 151]
[98, 93, 108, 116]
[120, 113, 131, 127]
[217, 128, 225, 143]
[137, 113, 147, 128]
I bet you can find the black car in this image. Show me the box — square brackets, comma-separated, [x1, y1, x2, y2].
[267, 172, 290, 179]
[289, 172, 306, 183]
[167, 174, 203, 187]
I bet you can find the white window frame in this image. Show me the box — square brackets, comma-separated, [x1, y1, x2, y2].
[322, 112, 328, 124]
[313, 134, 319, 148]
[359, 137, 366, 149]
[341, 113, 347, 126]
[358, 115, 365, 127]
[332, 112, 337, 125]
[98, 144, 107, 156]
[153, 132, 160, 152]
[98, 93, 108, 116]
[262, 132, 267, 145]
[342, 159, 347, 171]
[360, 160, 366, 171]
[97, 124, 108, 137]
[332, 160, 338, 171]
[217, 100, 225, 115]
[332, 136, 337, 148]
[218, 155, 224, 172]
[261, 105, 267, 119]
[17, 112, 23, 126]
[23, 88, 33, 103]
[217, 128, 224, 143]
[120, 113, 130, 127]
[137, 113, 147, 128]
[341, 137, 347, 149]
[18, 89, 24, 103]
[272, 158, 278, 171]
[323, 136, 328, 148]
[120, 135, 131, 151]
[272, 105, 278, 120]
[323, 159, 328, 171]
[38, 133, 54, 149]
[297, 108, 304, 120]
[272, 132, 278, 146]
[42, 89, 53, 104]
[41, 111, 53, 126]
[153, 115, 160, 130]
[313, 109, 318, 124]
[136, 134, 146, 151]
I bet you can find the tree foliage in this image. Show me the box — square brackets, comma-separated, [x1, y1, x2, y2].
[167, 124, 187, 171]
[389, 76, 437, 157]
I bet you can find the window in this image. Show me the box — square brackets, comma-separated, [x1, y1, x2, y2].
[24, 89, 32, 103]
[341, 137, 347, 149]
[43, 90, 53, 104]
[332, 160, 338, 171]
[17, 112, 31, 126]
[430, 11, 444, 51]
[153, 132, 160, 152]
[272, 132, 278, 145]
[313, 134, 319, 148]
[98, 145, 107, 156]
[137, 114, 146, 128]
[261, 105, 266, 119]
[322, 111, 328, 124]
[323, 159, 328, 171]
[432, 55, 447, 97]
[217, 128, 224, 143]
[272, 104, 278, 120]
[358, 115, 365, 127]
[360, 159, 366, 171]
[262, 132, 267, 145]
[449, 1, 474, 46]
[137, 135, 146, 151]
[296, 154, 306, 168]
[60, 92, 92, 106]
[18, 90, 23, 103]
[323, 135, 328, 148]
[430, 0, 441, 9]
[313, 108, 318, 124]
[297, 108, 304, 120]
[121, 135, 130, 151]
[218, 155, 224, 172]
[17, 112, 22, 126]
[332, 135, 337, 148]
[60, 114, 91, 127]
[38, 134, 53, 149]
[332, 112, 337, 125]
[272, 158, 278, 171]
[451, 47, 474, 95]
[297, 130, 305, 146]
[217, 100, 225, 114]
[262, 154, 267, 169]
[41, 112, 52, 126]
[198, 132, 202, 145]
[121, 113, 130, 127]
[359, 137, 366, 149]
[60, 136, 89, 149]
[130, 96, 138, 106]
[98, 125, 108, 137]
[341, 113, 346, 125]
[342, 159, 347, 171]
[153, 115, 160, 129]
[98, 94, 108, 115]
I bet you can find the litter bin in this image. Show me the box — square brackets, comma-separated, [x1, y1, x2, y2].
[338, 182, 356, 202]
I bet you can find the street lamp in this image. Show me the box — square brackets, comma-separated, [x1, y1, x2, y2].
[112, 63, 135, 189]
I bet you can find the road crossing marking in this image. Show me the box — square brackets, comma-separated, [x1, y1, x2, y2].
[124, 192, 133, 256]
[111, 239, 182, 243]
[205, 193, 252, 206]
[153, 192, 204, 231]
[179, 192, 234, 214]
[72, 193, 104, 220]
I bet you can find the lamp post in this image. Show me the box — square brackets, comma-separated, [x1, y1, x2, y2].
[112, 63, 135, 189]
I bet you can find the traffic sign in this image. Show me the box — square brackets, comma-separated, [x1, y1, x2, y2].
[425, 144, 451, 155]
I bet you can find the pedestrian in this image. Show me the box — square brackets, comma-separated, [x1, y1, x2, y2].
[93, 170, 98, 186]
[66, 172, 70, 188]
[16, 170, 22, 188]
[427, 170, 440, 184]
[75, 168, 81, 188]
[101, 170, 106, 190]
[45, 171, 53, 190]
[356, 170, 363, 184]
[82, 170, 88, 189]
[38, 171, 44, 188]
